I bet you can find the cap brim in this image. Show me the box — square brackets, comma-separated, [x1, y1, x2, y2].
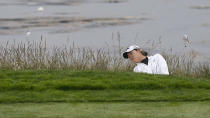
[123, 52, 128, 59]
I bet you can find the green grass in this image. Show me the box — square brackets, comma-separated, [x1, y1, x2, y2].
[1, 70, 210, 118]
[0, 70, 210, 103]
[1, 102, 210, 118]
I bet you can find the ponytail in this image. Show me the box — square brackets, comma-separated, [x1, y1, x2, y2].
[134, 49, 148, 56]
[141, 50, 148, 56]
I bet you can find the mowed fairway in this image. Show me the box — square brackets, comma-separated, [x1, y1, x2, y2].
[1, 102, 210, 118]
[0, 70, 210, 118]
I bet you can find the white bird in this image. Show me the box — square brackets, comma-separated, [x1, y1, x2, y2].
[183, 34, 189, 43]
[183, 34, 190, 47]
[26, 31, 31, 36]
[37, 6, 44, 12]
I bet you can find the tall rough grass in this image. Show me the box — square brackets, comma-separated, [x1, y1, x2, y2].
[0, 39, 209, 78]
[0, 40, 134, 72]
[163, 52, 210, 78]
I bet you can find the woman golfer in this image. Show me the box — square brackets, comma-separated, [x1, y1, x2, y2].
[123, 45, 169, 75]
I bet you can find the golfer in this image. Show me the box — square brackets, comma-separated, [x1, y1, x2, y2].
[123, 45, 169, 75]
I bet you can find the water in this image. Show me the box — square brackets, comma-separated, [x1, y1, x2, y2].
[0, 0, 210, 60]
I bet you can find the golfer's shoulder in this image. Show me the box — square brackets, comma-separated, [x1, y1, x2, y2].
[154, 53, 164, 58]
[150, 53, 164, 59]
[149, 54, 166, 63]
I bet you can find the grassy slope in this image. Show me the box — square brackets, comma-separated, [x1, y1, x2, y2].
[0, 70, 210, 103]
[1, 102, 210, 118]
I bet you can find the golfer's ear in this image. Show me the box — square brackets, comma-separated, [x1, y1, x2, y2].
[137, 49, 141, 52]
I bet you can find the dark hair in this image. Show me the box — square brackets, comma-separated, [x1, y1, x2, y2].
[134, 49, 148, 56]
[141, 50, 148, 56]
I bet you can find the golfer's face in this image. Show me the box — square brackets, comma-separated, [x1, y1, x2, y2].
[128, 50, 139, 63]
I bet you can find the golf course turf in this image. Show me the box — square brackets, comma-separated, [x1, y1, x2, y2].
[0, 70, 210, 118]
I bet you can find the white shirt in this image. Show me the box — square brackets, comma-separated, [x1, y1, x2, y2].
[133, 54, 169, 75]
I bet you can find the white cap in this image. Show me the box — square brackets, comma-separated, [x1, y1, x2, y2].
[123, 45, 140, 59]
